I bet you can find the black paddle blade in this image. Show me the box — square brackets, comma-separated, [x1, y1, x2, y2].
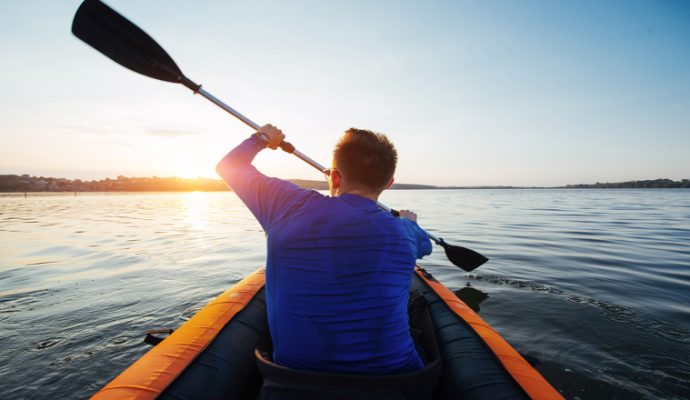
[439, 240, 489, 272]
[72, 0, 197, 90]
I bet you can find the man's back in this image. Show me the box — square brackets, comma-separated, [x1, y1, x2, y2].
[266, 192, 428, 374]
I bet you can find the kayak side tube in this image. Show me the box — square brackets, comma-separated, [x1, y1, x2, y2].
[91, 268, 267, 400]
[414, 268, 564, 400]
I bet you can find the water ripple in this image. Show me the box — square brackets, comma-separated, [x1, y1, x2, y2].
[466, 272, 689, 344]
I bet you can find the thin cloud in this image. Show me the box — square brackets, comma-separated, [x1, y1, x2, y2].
[58, 124, 124, 136]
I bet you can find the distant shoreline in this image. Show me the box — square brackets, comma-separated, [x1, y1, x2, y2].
[1, 174, 688, 192]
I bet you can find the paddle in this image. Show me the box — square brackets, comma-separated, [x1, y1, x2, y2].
[71, 0, 488, 271]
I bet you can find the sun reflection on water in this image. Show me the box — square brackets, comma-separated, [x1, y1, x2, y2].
[184, 191, 208, 230]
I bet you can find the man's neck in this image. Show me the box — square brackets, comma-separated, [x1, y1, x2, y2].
[335, 187, 381, 202]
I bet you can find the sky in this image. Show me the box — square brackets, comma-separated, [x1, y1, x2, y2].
[1, 0, 688, 187]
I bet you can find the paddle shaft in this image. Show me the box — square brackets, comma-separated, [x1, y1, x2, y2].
[197, 87, 327, 173]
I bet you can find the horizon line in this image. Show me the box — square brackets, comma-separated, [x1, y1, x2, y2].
[1, 173, 689, 190]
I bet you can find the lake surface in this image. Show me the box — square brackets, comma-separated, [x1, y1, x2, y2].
[1, 190, 689, 399]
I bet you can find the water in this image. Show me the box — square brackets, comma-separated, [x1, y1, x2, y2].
[1, 190, 689, 399]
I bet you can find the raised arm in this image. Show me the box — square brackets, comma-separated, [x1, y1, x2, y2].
[216, 125, 310, 230]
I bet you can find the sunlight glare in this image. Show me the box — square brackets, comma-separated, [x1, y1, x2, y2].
[184, 191, 209, 231]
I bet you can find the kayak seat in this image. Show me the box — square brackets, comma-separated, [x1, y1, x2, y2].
[255, 291, 441, 400]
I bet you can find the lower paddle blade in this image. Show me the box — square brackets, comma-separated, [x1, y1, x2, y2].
[441, 242, 488, 272]
[72, 0, 184, 84]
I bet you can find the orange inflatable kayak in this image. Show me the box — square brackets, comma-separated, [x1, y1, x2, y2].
[91, 267, 563, 400]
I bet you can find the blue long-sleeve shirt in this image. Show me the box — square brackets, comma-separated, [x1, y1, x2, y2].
[216, 135, 432, 374]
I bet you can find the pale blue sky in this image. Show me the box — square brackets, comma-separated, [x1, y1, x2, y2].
[1, 0, 688, 186]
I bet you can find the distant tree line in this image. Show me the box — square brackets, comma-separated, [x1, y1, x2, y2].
[0, 175, 229, 192]
[565, 179, 690, 189]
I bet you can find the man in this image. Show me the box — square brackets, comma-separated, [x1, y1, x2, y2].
[216, 124, 432, 375]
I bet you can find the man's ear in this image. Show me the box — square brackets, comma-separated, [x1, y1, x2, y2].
[384, 177, 394, 190]
[331, 170, 342, 188]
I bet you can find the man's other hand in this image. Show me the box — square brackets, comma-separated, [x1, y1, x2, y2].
[398, 210, 418, 222]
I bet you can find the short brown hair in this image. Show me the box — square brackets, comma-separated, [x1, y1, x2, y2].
[333, 128, 397, 191]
